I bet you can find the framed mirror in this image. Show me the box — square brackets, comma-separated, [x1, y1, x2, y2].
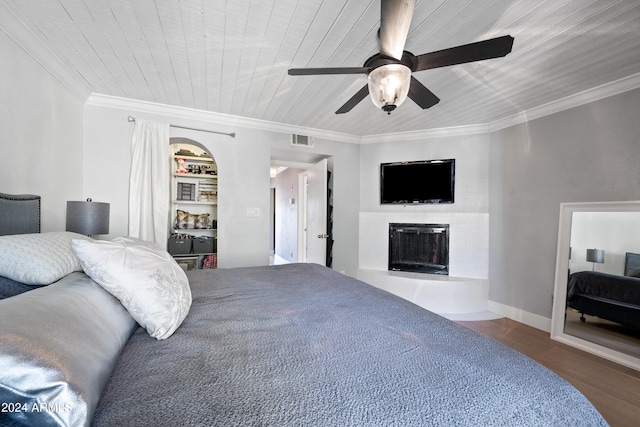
[551, 201, 640, 371]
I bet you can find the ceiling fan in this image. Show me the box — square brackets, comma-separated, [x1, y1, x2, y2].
[288, 0, 514, 115]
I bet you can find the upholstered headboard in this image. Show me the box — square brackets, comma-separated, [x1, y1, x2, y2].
[625, 252, 640, 277]
[0, 192, 41, 235]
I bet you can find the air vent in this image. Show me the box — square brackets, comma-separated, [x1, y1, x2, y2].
[291, 134, 314, 148]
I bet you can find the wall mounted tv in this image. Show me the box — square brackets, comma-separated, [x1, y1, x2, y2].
[380, 159, 455, 204]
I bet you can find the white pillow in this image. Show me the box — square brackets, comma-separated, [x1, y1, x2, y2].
[0, 232, 92, 285]
[71, 237, 192, 340]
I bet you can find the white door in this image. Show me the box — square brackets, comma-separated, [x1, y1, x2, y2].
[305, 159, 328, 265]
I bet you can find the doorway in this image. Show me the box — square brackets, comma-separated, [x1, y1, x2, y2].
[269, 156, 332, 266]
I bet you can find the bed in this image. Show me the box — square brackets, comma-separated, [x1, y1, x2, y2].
[567, 264, 640, 329]
[0, 192, 608, 426]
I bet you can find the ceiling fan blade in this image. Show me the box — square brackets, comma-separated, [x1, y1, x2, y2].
[407, 76, 440, 109]
[414, 35, 514, 71]
[335, 84, 369, 114]
[288, 67, 370, 76]
[379, 0, 415, 60]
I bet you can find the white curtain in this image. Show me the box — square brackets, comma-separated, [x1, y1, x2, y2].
[128, 119, 170, 244]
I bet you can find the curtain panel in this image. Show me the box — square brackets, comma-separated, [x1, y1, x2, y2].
[128, 120, 170, 244]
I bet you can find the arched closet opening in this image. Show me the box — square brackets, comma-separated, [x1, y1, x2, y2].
[168, 138, 218, 270]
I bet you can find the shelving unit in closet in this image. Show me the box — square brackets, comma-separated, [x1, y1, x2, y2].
[168, 144, 218, 270]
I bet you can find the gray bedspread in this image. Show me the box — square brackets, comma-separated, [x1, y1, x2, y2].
[92, 263, 607, 426]
[0, 275, 42, 300]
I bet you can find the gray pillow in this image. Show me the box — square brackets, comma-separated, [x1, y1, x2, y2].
[0, 272, 137, 427]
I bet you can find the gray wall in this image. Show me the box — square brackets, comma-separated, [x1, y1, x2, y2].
[489, 88, 640, 318]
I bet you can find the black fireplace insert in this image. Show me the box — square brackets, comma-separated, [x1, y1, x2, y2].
[388, 223, 449, 274]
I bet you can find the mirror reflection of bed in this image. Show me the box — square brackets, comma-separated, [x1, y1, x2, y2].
[560, 209, 640, 362]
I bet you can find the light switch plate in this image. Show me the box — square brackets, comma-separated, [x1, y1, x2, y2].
[246, 207, 261, 217]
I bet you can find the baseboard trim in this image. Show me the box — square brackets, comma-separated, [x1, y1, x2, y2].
[488, 300, 552, 333]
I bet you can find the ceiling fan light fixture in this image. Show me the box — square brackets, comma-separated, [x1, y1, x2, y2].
[288, 1, 514, 116]
[367, 64, 411, 114]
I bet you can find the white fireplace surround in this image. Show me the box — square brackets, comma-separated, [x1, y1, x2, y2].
[357, 212, 490, 318]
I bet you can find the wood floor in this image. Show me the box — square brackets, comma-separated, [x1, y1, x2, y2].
[564, 310, 640, 359]
[457, 318, 640, 427]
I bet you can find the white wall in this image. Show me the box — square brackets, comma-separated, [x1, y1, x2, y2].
[84, 103, 275, 268]
[316, 139, 360, 275]
[271, 167, 304, 262]
[82, 96, 361, 274]
[359, 212, 488, 279]
[358, 133, 490, 279]
[360, 133, 490, 212]
[0, 31, 85, 231]
[570, 212, 640, 275]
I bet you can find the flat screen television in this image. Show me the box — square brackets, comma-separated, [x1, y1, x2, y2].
[380, 159, 455, 204]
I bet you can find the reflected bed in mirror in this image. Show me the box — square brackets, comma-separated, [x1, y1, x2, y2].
[551, 201, 640, 370]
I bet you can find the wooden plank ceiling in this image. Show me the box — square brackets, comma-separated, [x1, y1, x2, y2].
[1, 0, 639, 136]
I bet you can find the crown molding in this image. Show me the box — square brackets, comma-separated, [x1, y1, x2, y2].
[86, 94, 362, 144]
[87, 71, 640, 145]
[362, 72, 640, 142]
[488, 72, 640, 133]
[359, 123, 490, 144]
[0, 0, 91, 101]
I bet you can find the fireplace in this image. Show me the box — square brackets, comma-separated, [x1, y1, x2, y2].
[388, 223, 449, 275]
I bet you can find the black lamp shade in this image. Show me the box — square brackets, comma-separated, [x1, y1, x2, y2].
[66, 200, 110, 236]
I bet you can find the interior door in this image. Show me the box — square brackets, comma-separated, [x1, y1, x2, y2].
[305, 159, 328, 265]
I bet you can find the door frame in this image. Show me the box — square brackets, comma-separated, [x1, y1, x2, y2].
[270, 156, 330, 265]
[297, 172, 308, 262]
